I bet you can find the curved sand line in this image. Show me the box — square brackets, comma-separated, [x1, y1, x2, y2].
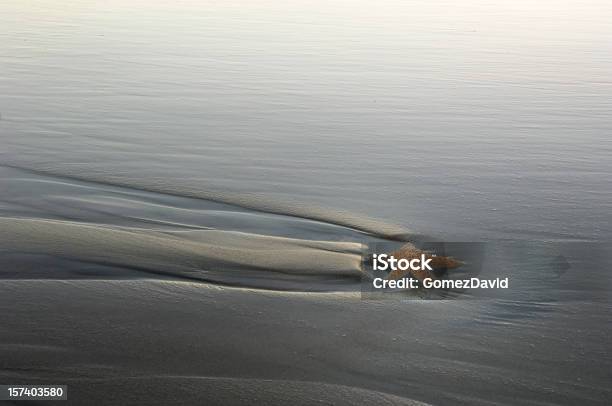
[1, 163, 411, 241]
[0, 217, 364, 290]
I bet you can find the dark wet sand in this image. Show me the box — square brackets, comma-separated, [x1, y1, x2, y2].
[1, 168, 611, 405]
[1, 278, 611, 406]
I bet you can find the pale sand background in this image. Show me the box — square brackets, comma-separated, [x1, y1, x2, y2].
[1, 1, 611, 404]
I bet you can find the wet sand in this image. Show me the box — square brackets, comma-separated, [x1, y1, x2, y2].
[1, 167, 611, 405]
[2, 0, 612, 404]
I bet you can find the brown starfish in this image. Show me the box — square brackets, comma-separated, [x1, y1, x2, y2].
[386, 243, 462, 281]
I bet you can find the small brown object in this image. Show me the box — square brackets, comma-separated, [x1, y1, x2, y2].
[387, 243, 462, 281]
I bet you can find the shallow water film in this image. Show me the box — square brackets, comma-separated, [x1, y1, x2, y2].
[1, 1, 611, 405]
